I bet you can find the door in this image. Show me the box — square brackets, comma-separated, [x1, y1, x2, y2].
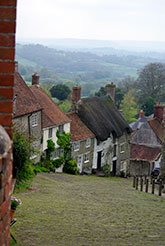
[112, 160, 116, 176]
[97, 151, 102, 170]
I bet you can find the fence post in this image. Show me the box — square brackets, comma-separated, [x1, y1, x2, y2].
[159, 180, 162, 196]
[144, 176, 147, 184]
[152, 179, 155, 194]
[140, 177, 143, 192]
[145, 179, 149, 193]
[136, 177, 139, 190]
[133, 176, 136, 188]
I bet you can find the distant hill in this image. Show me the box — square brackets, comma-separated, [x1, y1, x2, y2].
[15, 41, 165, 97]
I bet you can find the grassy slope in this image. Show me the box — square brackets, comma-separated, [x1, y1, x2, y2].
[11, 173, 165, 246]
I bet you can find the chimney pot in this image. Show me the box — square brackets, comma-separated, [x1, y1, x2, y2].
[72, 86, 81, 102]
[154, 103, 165, 122]
[32, 73, 40, 85]
[139, 109, 144, 118]
[105, 82, 116, 101]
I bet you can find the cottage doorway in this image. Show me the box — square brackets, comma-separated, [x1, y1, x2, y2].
[112, 160, 116, 176]
[97, 151, 102, 170]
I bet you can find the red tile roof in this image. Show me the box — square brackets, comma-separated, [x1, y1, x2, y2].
[148, 118, 164, 143]
[30, 85, 70, 128]
[66, 112, 95, 141]
[14, 73, 42, 118]
[131, 144, 161, 162]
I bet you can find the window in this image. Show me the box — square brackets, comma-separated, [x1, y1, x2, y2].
[58, 124, 64, 134]
[84, 153, 89, 163]
[77, 156, 82, 165]
[86, 138, 91, 148]
[48, 128, 53, 138]
[74, 142, 80, 151]
[120, 143, 125, 153]
[32, 113, 38, 127]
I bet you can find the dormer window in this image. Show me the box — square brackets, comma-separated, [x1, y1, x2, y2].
[120, 143, 125, 153]
[86, 138, 91, 148]
[32, 113, 38, 127]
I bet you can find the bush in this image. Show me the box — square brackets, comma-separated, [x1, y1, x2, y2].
[63, 159, 79, 175]
[13, 130, 35, 184]
[52, 157, 64, 169]
[102, 164, 111, 177]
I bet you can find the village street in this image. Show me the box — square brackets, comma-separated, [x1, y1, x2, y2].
[11, 173, 165, 246]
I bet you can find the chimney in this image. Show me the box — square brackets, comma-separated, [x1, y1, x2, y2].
[32, 73, 40, 85]
[139, 109, 144, 118]
[15, 61, 18, 72]
[72, 86, 81, 102]
[154, 102, 165, 122]
[105, 82, 116, 102]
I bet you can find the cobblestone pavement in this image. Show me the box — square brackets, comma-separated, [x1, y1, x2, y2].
[12, 173, 165, 246]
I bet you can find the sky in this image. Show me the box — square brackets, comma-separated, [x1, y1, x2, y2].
[16, 0, 165, 42]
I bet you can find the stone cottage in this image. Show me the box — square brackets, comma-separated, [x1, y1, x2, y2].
[70, 84, 132, 176]
[13, 68, 42, 163]
[29, 74, 71, 160]
[66, 112, 95, 174]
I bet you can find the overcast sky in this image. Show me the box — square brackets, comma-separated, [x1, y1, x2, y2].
[16, 0, 165, 41]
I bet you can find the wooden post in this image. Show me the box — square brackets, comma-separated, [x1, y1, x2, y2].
[159, 179, 162, 196]
[145, 179, 149, 193]
[152, 179, 155, 194]
[136, 177, 139, 190]
[144, 176, 147, 184]
[140, 177, 143, 192]
[150, 176, 152, 184]
[133, 176, 136, 188]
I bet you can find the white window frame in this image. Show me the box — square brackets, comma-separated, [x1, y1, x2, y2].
[84, 153, 89, 163]
[77, 155, 82, 166]
[85, 138, 91, 148]
[73, 142, 80, 152]
[48, 128, 53, 139]
[32, 113, 38, 127]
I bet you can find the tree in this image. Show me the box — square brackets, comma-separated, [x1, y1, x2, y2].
[137, 63, 165, 102]
[141, 96, 156, 116]
[115, 87, 124, 109]
[120, 89, 138, 123]
[95, 86, 106, 97]
[50, 84, 71, 100]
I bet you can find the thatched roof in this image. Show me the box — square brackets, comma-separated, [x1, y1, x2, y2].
[77, 96, 132, 141]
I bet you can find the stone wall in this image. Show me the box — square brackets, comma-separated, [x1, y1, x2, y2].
[129, 160, 150, 176]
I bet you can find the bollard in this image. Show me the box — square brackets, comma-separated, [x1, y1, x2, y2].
[159, 180, 162, 196]
[133, 176, 136, 188]
[140, 177, 143, 192]
[136, 177, 139, 190]
[145, 179, 149, 193]
[144, 176, 147, 185]
[152, 179, 155, 194]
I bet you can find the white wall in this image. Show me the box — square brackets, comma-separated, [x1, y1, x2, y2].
[92, 135, 114, 169]
[42, 122, 70, 151]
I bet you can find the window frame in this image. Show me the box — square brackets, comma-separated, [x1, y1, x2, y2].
[120, 143, 125, 153]
[58, 124, 64, 134]
[84, 153, 89, 163]
[85, 138, 91, 148]
[73, 142, 80, 152]
[31, 113, 38, 127]
[48, 128, 53, 139]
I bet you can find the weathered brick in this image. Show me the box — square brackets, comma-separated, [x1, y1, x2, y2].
[0, 61, 15, 73]
[0, 115, 12, 127]
[0, 197, 10, 218]
[0, 8, 16, 20]
[5, 128, 12, 139]
[0, 34, 15, 47]
[0, 188, 4, 204]
[0, 21, 16, 33]
[0, 88, 13, 100]
[2, 212, 10, 232]
[0, 47, 15, 60]
[0, 102, 13, 113]
[0, 74, 14, 86]
[0, 0, 17, 7]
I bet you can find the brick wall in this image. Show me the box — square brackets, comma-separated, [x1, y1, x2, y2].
[0, 0, 17, 245]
